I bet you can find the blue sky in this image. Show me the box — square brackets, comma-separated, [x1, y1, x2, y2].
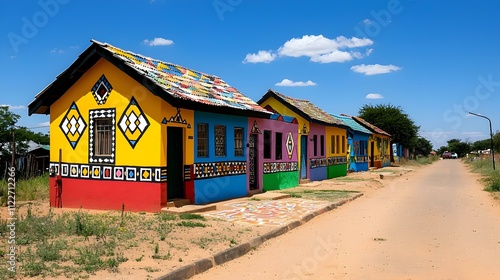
[2, 0, 500, 149]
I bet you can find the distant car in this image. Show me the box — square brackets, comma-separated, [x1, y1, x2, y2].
[451, 152, 458, 159]
[442, 152, 452, 159]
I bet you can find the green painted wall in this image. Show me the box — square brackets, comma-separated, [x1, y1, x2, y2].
[327, 164, 347, 179]
[263, 171, 299, 191]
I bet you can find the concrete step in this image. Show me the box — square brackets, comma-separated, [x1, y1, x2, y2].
[165, 198, 191, 208]
[160, 204, 216, 214]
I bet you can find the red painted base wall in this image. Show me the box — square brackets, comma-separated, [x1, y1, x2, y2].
[50, 177, 166, 212]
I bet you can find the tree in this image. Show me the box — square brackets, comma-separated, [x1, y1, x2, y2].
[414, 137, 433, 156]
[358, 104, 420, 150]
[446, 138, 471, 158]
[0, 106, 49, 157]
[471, 138, 490, 152]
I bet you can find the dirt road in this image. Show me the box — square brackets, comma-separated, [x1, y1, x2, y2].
[192, 160, 500, 279]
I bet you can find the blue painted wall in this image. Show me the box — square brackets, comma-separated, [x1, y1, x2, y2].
[310, 166, 327, 181]
[193, 111, 248, 204]
[349, 132, 370, 172]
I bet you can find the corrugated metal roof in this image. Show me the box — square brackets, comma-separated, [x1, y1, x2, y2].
[333, 114, 372, 135]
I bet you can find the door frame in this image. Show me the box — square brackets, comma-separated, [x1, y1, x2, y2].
[167, 126, 185, 200]
[300, 135, 308, 179]
[248, 133, 259, 193]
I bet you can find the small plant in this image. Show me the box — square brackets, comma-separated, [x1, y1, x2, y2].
[176, 221, 206, 228]
[178, 258, 183, 262]
[135, 255, 144, 262]
[179, 213, 206, 221]
[154, 243, 159, 255]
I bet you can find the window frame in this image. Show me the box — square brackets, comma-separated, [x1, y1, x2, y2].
[320, 135, 325, 156]
[234, 127, 244, 157]
[214, 125, 226, 157]
[275, 132, 282, 160]
[197, 123, 209, 158]
[263, 130, 272, 159]
[89, 109, 116, 164]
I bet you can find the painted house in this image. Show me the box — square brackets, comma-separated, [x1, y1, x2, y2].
[257, 90, 348, 182]
[333, 114, 372, 172]
[247, 114, 299, 192]
[28, 40, 271, 212]
[351, 116, 391, 168]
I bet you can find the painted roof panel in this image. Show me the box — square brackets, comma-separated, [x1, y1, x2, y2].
[333, 114, 372, 135]
[94, 40, 269, 114]
[268, 90, 345, 126]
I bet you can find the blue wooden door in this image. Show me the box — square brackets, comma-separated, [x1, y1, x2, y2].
[300, 135, 307, 179]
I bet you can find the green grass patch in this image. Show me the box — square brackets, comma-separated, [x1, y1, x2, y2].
[0, 174, 49, 205]
[179, 213, 206, 221]
[467, 158, 500, 191]
[176, 221, 207, 228]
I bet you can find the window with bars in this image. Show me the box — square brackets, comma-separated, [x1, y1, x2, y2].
[234, 127, 244, 157]
[264, 130, 271, 159]
[95, 119, 113, 156]
[214, 125, 226, 157]
[197, 123, 208, 157]
[359, 140, 367, 156]
[275, 132, 282, 160]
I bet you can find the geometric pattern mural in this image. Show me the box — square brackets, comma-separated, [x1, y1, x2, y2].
[310, 158, 327, 169]
[50, 162, 166, 183]
[59, 102, 86, 149]
[162, 108, 191, 128]
[354, 156, 369, 163]
[91, 74, 113, 105]
[326, 156, 348, 166]
[88, 108, 116, 163]
[263, 162, 298, 174]
[193, 161, 246, 179]
[286, 132, 294, 159]
[118, 97, 150, 148]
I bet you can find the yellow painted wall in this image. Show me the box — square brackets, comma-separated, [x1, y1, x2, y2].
[368, 133, 391, 160]
[325, 126, 347, 158]
[50, 58, 194, 167]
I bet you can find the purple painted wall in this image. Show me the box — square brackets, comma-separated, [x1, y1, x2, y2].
[308, 123, 327, 181]
[247, 116, 299, 192]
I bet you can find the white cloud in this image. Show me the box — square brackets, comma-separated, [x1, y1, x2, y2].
[0, 104, 26, 110]
[143, 37, 174, 46]
[38, 121, 50, 127]
[50, 48, 64, 54]
[365, 93, 384, 99]
[351, 64, 402, 75]
[276, 35, 373, 63]
[363, 19, 372, 25]
[275, 79, 317, 87]
[365, 48, 373, 56]
[243, 50, 276, 64]
[10, 55, 16, 59]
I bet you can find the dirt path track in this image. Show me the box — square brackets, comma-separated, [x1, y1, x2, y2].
[193, 160, 500, 279]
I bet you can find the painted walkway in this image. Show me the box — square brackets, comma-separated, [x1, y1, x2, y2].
[204, 199, 331, 226]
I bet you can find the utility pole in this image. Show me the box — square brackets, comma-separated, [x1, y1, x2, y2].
[469, 112, 495, 170]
